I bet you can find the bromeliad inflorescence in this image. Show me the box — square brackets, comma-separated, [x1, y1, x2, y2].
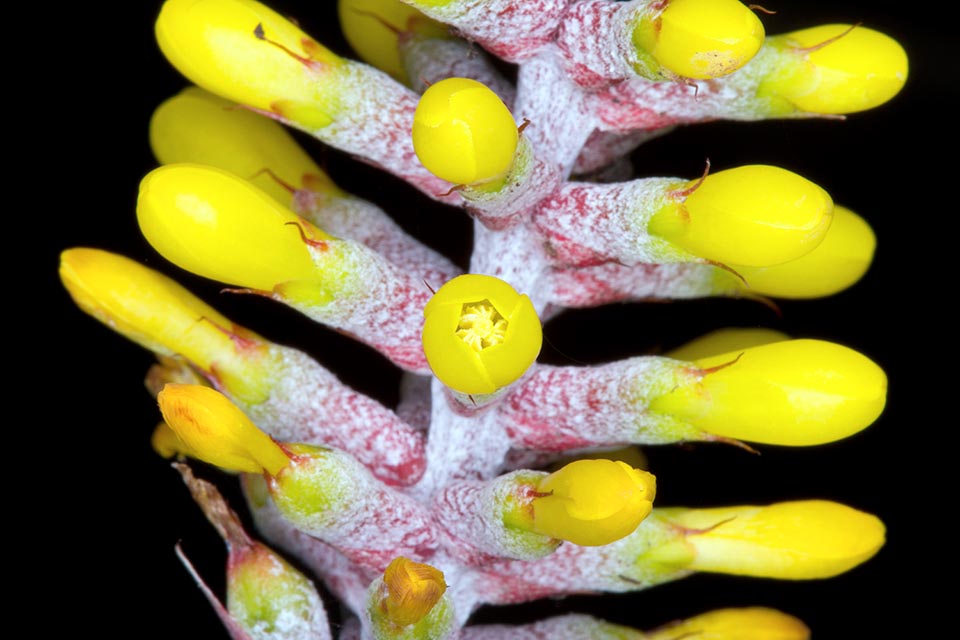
[59, 0, 906, 637]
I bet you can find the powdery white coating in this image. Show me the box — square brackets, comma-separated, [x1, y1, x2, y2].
[556, 0, 648, 87]
[243, 475, 372, 613]
[305, 61, 462, 204]
[412, 377, 514, 499]
[240, 345, 427, 486]
[514, 47, 596, 176]
[573, 127, 674, 175]
[545, 261, 737, 308]
[460, 613, 645, 639]
[289, 239, 434, 372]
[533, 178, 695, 267]
[270, 449, 442, 572]
[401, 37, 517, 107]
[406, 0, 573, 61]
[498, 358, 705, 450]
[590, 46, 798, 132]
[432, 470, 556, 564]
[229, 548, 332, 640]
[470, 220, 551, 312]
[397, 371, 433, 432]
[475, 513, 693, 604]
[292, 190, 461, 288]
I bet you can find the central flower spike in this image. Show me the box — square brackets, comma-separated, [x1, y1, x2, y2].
[412, 77, 519, 186]
[648, 164, 833, 267]
[631, 0, 765, 79]
[531, 459, 656, 546]
[422, 274, 541, 395]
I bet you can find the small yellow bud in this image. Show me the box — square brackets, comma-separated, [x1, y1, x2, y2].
[734, 205, 876, 298]
[137, 163, 332, 294]
[412, 77, 519, 185]
[338, 0, 449, 83]
[422, 274, 542, 395]
[157, 384, 290, 475]
[532, 459, 656, 546]
[156, 0, 343, 129]
[648, 165, 833, 267]
[760, 24, 908, 115]
[666, 327, 790, 361]
[381, 557, 447, 626]
[59, 248, 272, 403]
[151, 422, 191, 460]
[647, 607, 810, 640]
[150, 87, 342, 206]
[632, 0, 765, 80]
[650, 339, 887, 446]
[658, 500, 885, 579]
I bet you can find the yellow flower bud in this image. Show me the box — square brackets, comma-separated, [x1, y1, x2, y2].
[734, 205, 876, 298]
[532, 459, 656, 546]
[380, 557, 447, 626]
[155, 0, 343, 129]
[658, 500, 885, 579]
[647, 607, 810, 640]
[760, 24, 908, 115]
[338, 0, 450, 83]
[150, 86, 342, 206]
[59, 248, 272, 403]
[151, 422, 191, 460]
[412, 77, 519, 185]
[666, 327, 790, 361]
[137, 163, 332, 295]
[157, 383, 290, 475]
[648, 165, 833, 267]
[422, 274, 542, 395]
[632, 0, 765, 80]
[650, 339, 887, 446]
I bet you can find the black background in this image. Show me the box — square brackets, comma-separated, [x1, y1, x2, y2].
[42, 1, 947, 637]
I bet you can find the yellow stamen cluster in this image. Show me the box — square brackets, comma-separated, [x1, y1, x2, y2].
[456, 301, 508, 352]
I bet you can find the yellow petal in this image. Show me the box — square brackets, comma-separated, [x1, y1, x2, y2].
[760, 24, 908, 115]
[734, 205, 876, 298]
[648, 165, 833, 267]
[650, 339, 887, 445]
[533, 459, 656, 546]
[156, 0, 342, 128]
[150, 86, 341, 205]
[137, 163, 330, 292]
[158, 383, 289, 475]
[647, 607, 810, 640]
[413, 78, 518, 185]
[381, 557, 447, 626]
[658, 500, 885, 579]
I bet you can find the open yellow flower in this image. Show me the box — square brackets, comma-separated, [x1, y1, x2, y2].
[422, 274, 541, 395]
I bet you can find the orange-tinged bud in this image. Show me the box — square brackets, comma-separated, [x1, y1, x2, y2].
[158, 384, 289, 475]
